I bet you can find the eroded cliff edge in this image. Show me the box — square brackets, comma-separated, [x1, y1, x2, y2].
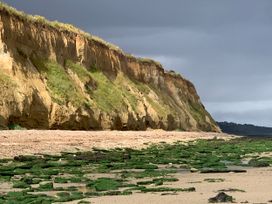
[0, 4, 220, 131]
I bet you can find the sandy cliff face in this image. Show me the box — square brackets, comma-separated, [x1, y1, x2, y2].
[0, 4, 220, 131]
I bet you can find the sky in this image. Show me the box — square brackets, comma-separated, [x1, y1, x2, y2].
[2, 0, 272, 126]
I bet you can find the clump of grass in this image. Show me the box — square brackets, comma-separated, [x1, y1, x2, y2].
[187, 99, 211, 131]
[137, 177, 178, 186]
[121, 169, 177, 179]
[0, 176, 11, 182]
[8, 124, 26, 130]
[133, 81, 150, 95]
[87, 178, 121, 191]
[125, 53, 136, 60]
[136, 180, 156, 185]
[102, 191, 122, 196]
[0, 2, 28, 21]
[140, 187, 195, 193]
[54, 176, 86, 183]
[0, 191, 55, 203]
[248, 158, 271, 167]
[146, 96, 170, 118]
[114, 74, 140, 112]
[56, 191, 84, 202]
[166, 70, 182, 78]
[137, 57, 162, 68]
[20, 177, 41, 185]
[90, 35, 122, 53]
[12, 181, 30, 189]
[78, 201, 91, 204]
[0, 71, 17, 92]
[65, 60, 93, 84]
[31, 58, 85, 106]
[153, 177, 179, 183]
[204, 178, 225, 183]
[200, 168, 247, 173]
[14, 155, 37, 162]
[88, 71, 124, 112]
[37, 182, 54, 191]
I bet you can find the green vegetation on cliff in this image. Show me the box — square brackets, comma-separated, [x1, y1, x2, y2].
[0, 2, 219, 131]
[31, 58, 85, 106]
[89, 70, 124, 112]
[65, 60, 173, 116]
[0, 71, 17, 90]
[65, 60, 93, 84]
[29, 58, 177, 119]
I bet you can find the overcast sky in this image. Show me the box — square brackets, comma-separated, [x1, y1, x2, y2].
[3, 0, 272, 126]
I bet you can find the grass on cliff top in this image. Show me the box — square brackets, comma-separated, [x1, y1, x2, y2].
[31, 58, 85, 106]
[0, 2, 167, 68]
[166, 70, 182, 78]
[0, 138, 272, 203]
[0, 2, 122, 53]
[136, 57, 162, 68]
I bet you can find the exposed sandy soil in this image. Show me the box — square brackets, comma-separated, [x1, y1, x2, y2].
[0, 130, 233, 159]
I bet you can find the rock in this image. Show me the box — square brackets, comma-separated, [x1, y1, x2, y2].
[161, 192, 178, 196]
[190, 168, 198, 173]
[208, 192, 234, 203]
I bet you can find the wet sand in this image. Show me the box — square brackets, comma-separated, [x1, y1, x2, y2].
[89, 167, 272, 204]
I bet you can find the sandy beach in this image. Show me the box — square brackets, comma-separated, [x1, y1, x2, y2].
[0, 130, 270, 204]
[0, 130, 233, 158]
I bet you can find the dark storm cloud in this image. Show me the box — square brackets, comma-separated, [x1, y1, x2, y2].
[3, 0, 272, 126]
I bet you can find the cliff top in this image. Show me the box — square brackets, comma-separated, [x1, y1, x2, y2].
[0, 2, 167, 69]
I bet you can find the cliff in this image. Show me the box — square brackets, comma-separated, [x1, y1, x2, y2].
[0, 3, 220, 131]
